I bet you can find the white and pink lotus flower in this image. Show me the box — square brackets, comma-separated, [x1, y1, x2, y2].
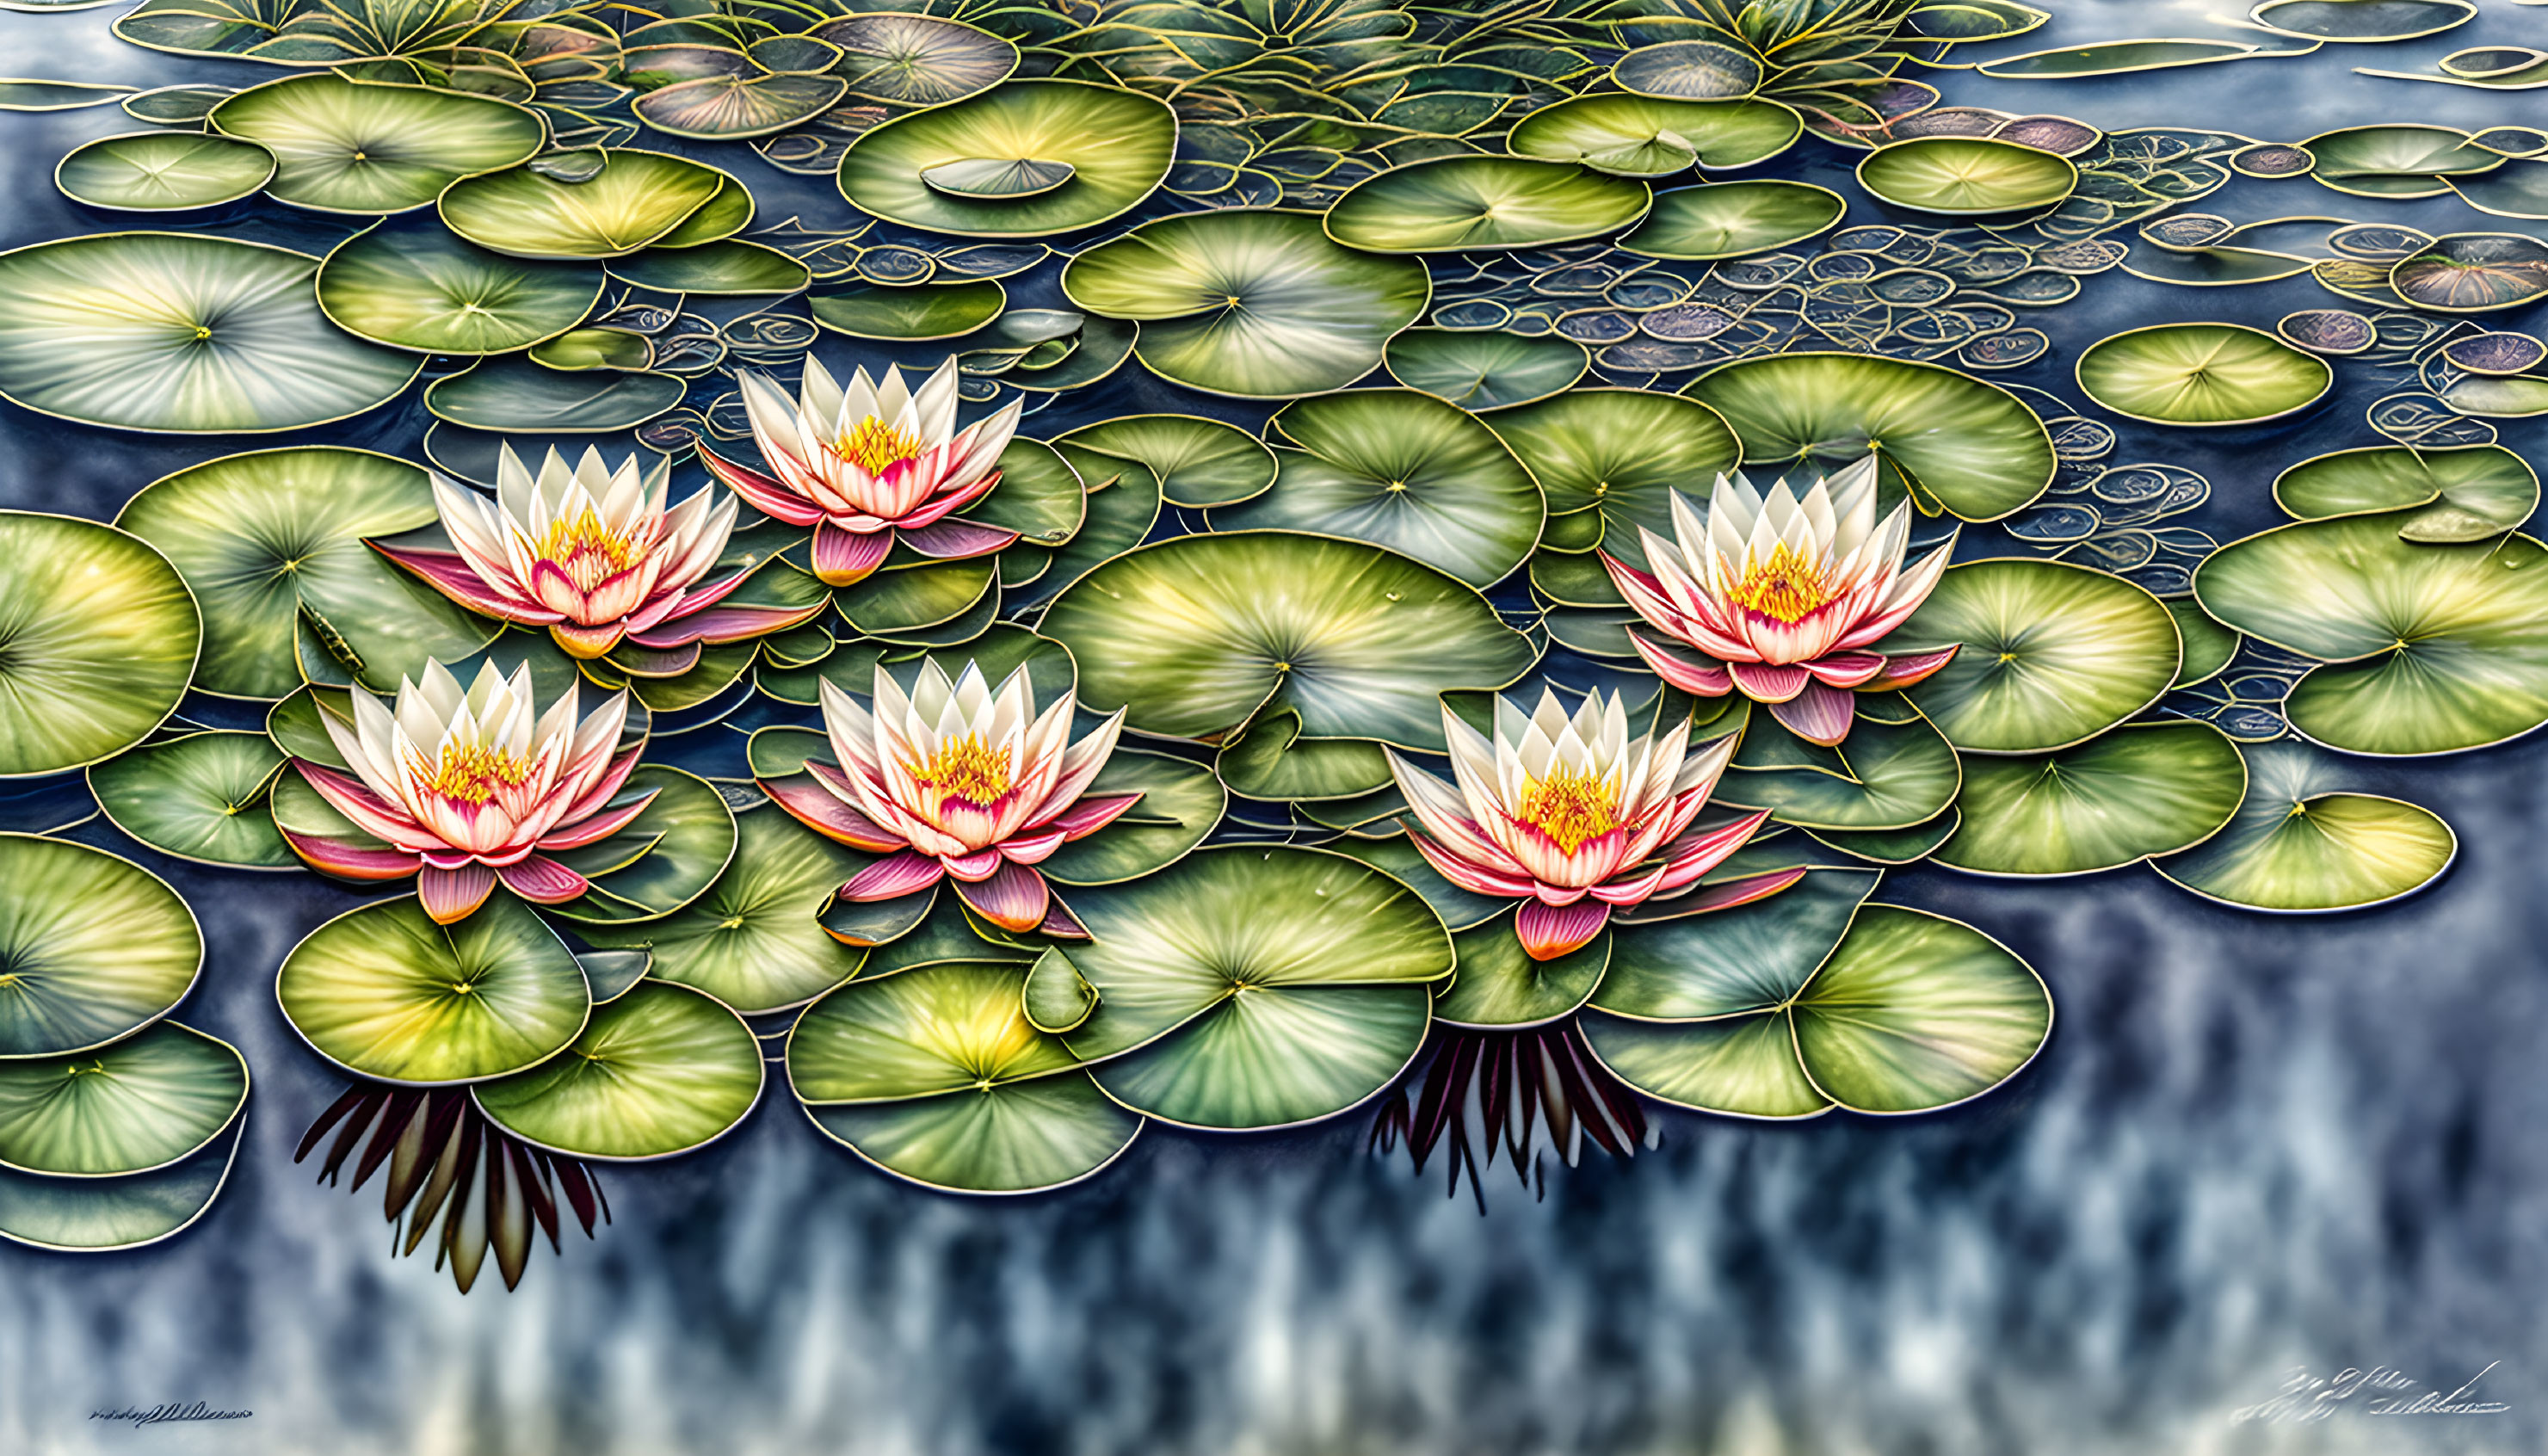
[1602, 457, 1960, 747]
[762, 660, 1140, 934]
[700, 356, 1023, 588]
[1385, 689, 1774, 960]
[282, 660, 650, 924]
[372, 444, 822, 661]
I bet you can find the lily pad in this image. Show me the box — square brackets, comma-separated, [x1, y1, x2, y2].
[0, 835, 201, 1058]
[276, 892, 593, 1086]
[1974, 40, 2281, 78]
[1938, 723, 2246, 875]
[0, 1022, 246, 1175]
[1037, 749, 1225, 885]
[633, 72, 848, 140]
[1885, 558, 2181, 753]
[2076, 324, 2331, 426]
[1612, 40, 1764, 100]
[1063, 848, 1448, 1131]
[1323, 157, 1651, 253]
[2249, 0, 2473, 41]
[546, 767, 739, 925]
[209, 74, 544, 214]
[1435, 917, 1610, 1029]
[2156, 741, 2457, 910]
[318, 220, 605, 354]
[816, 13, 1017, 105]
[810, 278, 1005, 340]
[0, 232, 422, 433]
[1060, 210, 1430, 398]
[1858, 138, 2077, 215]
[2169, 599, 2240, 685]
[2273, 444, 2538, 542]
[2303, 125, 2499, 197]
[54, 131, 274, 210]
[1383, 329, 1586, 410]
[805, 1070, 1139, 1194]
[610, 241, 811, 296]
[1042, 531, 1535, 749]
[1617, 180, 1848, 260]
[89, 731, 293, 868]
[838, 79, 1174, 236]
[0, 515, 198, 775]
[2194, 514, 2548, 756]
[1720, 703, 1964, 830]
[1594, 868, 1876, 1022]
[115, 447, 497, 700]
[1053, 415, 1276, 509]
[1487, 388, 1738, 546]
[1210, 390, 1545, 587]
[529, 329, 652, 371]
[474, 983, 762, 1160]
[441, 150, 731, 259]
[424, 358, 687, 432]
[1682, 352, 2056, 521]
[2390, 234, 2548, 312]
[0, 1113, 238, 1252]
[2440, 332, 2548, 375]
[1508, 95, 1801, 176]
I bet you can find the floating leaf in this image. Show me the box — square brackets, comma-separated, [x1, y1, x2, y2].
[1489, 388, 1739, 545]
[2156, 740, 2456, 910]
[89, 731, 293, 868]
[1508, 96, 1801, 176]
[318, 219, 606, 355]
[1857, 138, 2076, 215]
[633, 72, 847, 141]
[54, 131, 273, 210]
[424, 358, 687, 432]
[609, 240, 811, 296]
[2389, 234, 2548, 312]
[1054, 414, 1276, 509]
[0, 1022, 246, 1175]
[474, 983, 762, 1159]
[0, 515, 198, 776]
[1382, 329, 1586, 410]
[0, 1114, 238, 1252]
[838, 79, 1174, 236]
[816, 13, 1016, 106]
[1618, 180, 1846, 260]
[1323, 157, 1652, 253]
[1612, 40, 1764, 100]
[1885, 558, 2181, 753]
[210, 74, 544, 213]
[2249, 0, 2472, 40]
[811, 279, 1005, 341]
[2273, 444, 2538, 542]
[1975, 40, 2280, 78]
[0, 835, 201, 1057]
[2075, 324, 2331, 426]
[441, 151, 731, 259]
[1939, 723, 2246, 875]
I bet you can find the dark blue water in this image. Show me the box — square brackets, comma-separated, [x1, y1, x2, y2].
[3, 3, 2547, 1451]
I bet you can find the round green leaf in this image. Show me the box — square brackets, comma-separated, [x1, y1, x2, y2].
[837, 80, 1175, 236]
[1683, 352, 2056, 521]
[2156, 741, 2456, 911]
[1021, 947, 1096, 1033]
[423, 358, 687, 432]
[1618, 180, 1848, 260]
[547, 766, 739, 925]
[1435, 917, 1608, 1028]
[1036, 748, 1225, 885]
[1720, 700, 1963, 830]
[318, 221, 605, 354]
[1054, 414, 1275, 509]
[2076, 323, 2331, 426]
[1612, 40, 1765, 100]
[1323, 157, 1651, 253]
[529, 328, 653, 371]
[115, 447, 498, 700]
[805, 1070, 1138, 1194]
[816, 13, 1017, 105]
[1383, 329, 1587, 410]
[0, 1114, 238, 1252]
[0, 515, 198, 775]
[1042, 531, 1537, 749]
[1592, 868, 1878, 1021]
[2250, 0, 2472, 40]
[1938, 722, 2247, 875]
[89, 731, 293, 869]
[790, 959, 1081, 1101]
[0, 1021, 245, 1175]
[1857, 138, 2077, 215]
[0, 835, 201, 1058]
[1887, 558, 2182, 753]
[2303, 125, 2497, 197]
[209, 74, 545, 214]
[2273, 443, 2539, 543]
[1791, 906, 2051, 1114]
[441, 150, 730, 259]
[55, 131, 274, 210]
[1582, 1008, 1830, 1120]
[1508, 95, 1801, 176]
[633, 72, 848, 140]
[1210, 390, 1546, 587]
[609, 240, 811, 296]
[1059, 209, 1430, 398]
[276, 892, 592, 1086]
[474, 982, 762, 1160]
[1487, 388, 1739, 545]
[810, 279, 1006, 340]
[834, 558, 996, 636]
[2169, 598, 2239, 685]
[0, 233, 423, 433]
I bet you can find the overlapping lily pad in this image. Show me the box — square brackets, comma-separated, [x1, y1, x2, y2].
[318, 220, 605, 354]
[2302, 124, 2499, 197]
[55, 131, 273, 210]
[423, 358, 687, 432]
[1617, 180, 1848, 260]
[209, 75, 544, 213]
[0, 1114, 240, 1252]
[633, 71, 848, 140]
[1858, 138, 2076, 214]
[2076, 324, 2331, 426]
[1939, 723, 2246, 875]
[1507, 95, 1801, 176]
[89, 731, 293, 868]
[2157, 741, 2457, 910]
[441, 150, 730, 259]
[0, 835, 201, 1057]
[0, 1021, 247, 1175]
[810, 279, 1005, 340]
[1383, 330, 1585, 410]
[2390, 234, 2548, 312]
[2273, 444, 2538, 542]
[1488, 388, 1739, 548]
[474, 983, 762, 1160]
[1323, 157, 1651, 253]
[837, 79, 1175, 236]
[817, 13, 1017, 105]
[1054, 414, 1276, 509]
[0, 514, 198, 775]
[1885, 558, 2181, 753]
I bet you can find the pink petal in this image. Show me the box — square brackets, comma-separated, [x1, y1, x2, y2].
[953, 859, 1050, 933]
[1727, 660, 1811, 704]
[549, 620, 626, 658]
[895, 517, 1019, 559]
[1803, 651, 1888, 688]
[555, 748, 645, 826]
[1588, 862, 1668, 906]
[419, 864, 497, 924]
[996, 826, 1069, 864]
[1515, 899, 1610, 960]
[700, 445, 824, 527]
[295, 762, 430, 848]
[1043, 792, 1144, 840]
[1768, 681, 1860, 746]
[629, 601, 825, 649]
[894, 467, 1002, 528]
[369, 542, 545, 620]
[941, 847, 1004, 881]
[1038, 897, 1091, 940]
[537, 787, 659, 851]
[497, 854, 590, 904]
[280, 828, 420, 881]
[1628, 631, 1735, 696]
[842, 849, 946, 901]
[1865, 645, 1962, 692]
[1650, 809, 1777, 895]
[811, 521, 892, 586]
[1405, 829, 1539, 898]
[764, 775, 909, 852]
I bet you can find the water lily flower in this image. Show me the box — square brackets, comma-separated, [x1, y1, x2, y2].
[761, 660, 1138, 934]
[700, 356, 1023, 588]
[1385, 689, 1771, 960]
[282, 660, 651, 925]
[1601, 457, 1960, 747]
[372, 445, 822, 662]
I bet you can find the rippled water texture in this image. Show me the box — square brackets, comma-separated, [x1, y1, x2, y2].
[5, 1, 2548, 1451]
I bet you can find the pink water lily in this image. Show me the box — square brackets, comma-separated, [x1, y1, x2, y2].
[1602, 457, 1959, 747]
[700, 356, 1022, 588]
[372, 445, 823, 663]
[281, 660, 651, 925]
[1385, 689, 1772, 960]
[761, 659, 1138, 935]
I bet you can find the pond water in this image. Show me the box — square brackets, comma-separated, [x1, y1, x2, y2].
[2, 1, 2545, 1452]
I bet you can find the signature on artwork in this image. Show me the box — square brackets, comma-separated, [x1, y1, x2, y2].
[2230, 1362, 2512, 1423]
[88, 1402, 253, 1428]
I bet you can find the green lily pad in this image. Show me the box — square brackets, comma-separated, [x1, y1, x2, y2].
[0, 1022, 246, 1175]
[633, 71, 848, 140]
[834, 557, 996, 636]
[1383, 329, 1586, 410]
[318, 219, 606, 354]
[923, 157, 1074, 197]
[2452, 160, 2548, 218]
[1042, 531, 1536, 750]
[1209, 390, 1545, 587]
[2442, 375, 2548, 418]
[1213, 709, 1393, 801]
[1974, 39, 2279, 78]
[277, 892, 593, 1086]
[474, 982, 762, 1160]
[54, 131, 274, 210]
[1885, 558, 2181, 753]
[1037, 749, 1224, 885]
[115, 446, 497, 700]
[1594, 867, 1877, 1021]
[2249, 0, 2472, 40]
[816, 13, 1017, 105]
[653, 180, 752, 249]
[1021, 947, 1097, 1033]
[1582, 1007, 1830, 1119]
[2169, 599, 2240, 685]
[805, 1070, 1139, 1194]
[1434, 917, 1610, 1028]
[0, 232, 422, 433]
[1720, 702, 1964, 830]
[1486, 388, 1739, 546]
[2273, 443, 2539, 542]
[424, 358, 687, 432]
[1858, 138, 2077, 215]
[1682, 352, 2056, 521]
[2390, 234, 2548, 312]
[0, 835, 201, 1057]
[1507, 95, 1801, 176]
[2076, 324, 2333, 426]
[0, 79, 131, 108]
[89, 731, 293, 869]
[2303, 124, 2498, 197]
[610, 240, 811, 296]
[441, 150, 731, 259]
[2156, 741, 2457, 910]
[577, 807, 867, 1015]
[838, 79, 1175, 236]
[790, 959, 1080, 1102]
[1617, 180, 1848, 260]
[547, 767, 739, 925]
[1061, 210, 1430, 398]
[0, 1112, 238, 1252]
[810, 278, 1005, 340]
[1612, 40, 1764, 100]
[1323, 157, 1651, 253]
[0, 515, 198, 776]
[1062, 848, 1448, 1131]
[1054, 415, 1276, 509]
[2193, 514, 2548, 756]
[209, 74, 543, 213]
[1938, 723, 2246, 875]
[529, 329, 653, 371]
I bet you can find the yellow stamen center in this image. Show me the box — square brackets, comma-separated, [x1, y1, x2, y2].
[1728, 542, 1837, 624]
[536, 507, 640, 591]
[419, 741, 538, 805]
[836, 416, 927, 476]
[1513, 765, 1620, 855]
[909, 732, 1013, 807]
